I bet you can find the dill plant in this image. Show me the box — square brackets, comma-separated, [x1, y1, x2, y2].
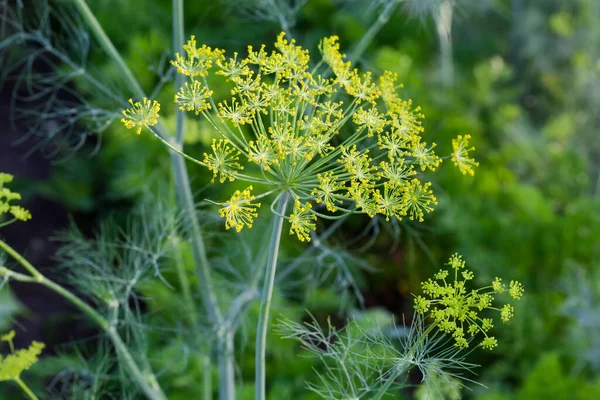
[120, 31, 484, 400]
[0, 0, 526, 399]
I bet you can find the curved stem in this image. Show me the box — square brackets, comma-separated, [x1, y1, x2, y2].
[255, 192, 289, 400]
[150, 128, 208, 167]
[0, 240, 42, 280]
[14, 377, 38, 400]
[0, 240, 167, 400]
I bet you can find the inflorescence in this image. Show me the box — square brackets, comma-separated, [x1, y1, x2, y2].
[0, 173, 32, 224]
[0, 330, 45, 382]
[414, 254, 524, 350]
[121, 33, 478, 240]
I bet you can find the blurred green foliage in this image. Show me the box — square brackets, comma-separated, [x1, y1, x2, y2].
[2, 0, 599, 398]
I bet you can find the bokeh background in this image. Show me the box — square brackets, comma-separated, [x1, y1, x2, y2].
[1, 0, 599, 398]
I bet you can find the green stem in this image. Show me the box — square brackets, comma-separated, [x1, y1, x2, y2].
[71, 0, 145, 98]
[203, 354, 213, 400]
[151, 129, 208, 167]
[172, 0, 185, 145]
[0, 240, 167, 400]
[14, 377, 38, 400]
[170, 155, 223, 324]
[255, 191, 289, 400]
[218, 331, 235, 400]
[349, 0, 400, 68]
[0, 240, 42, 280]
[0, 218, 17, 229]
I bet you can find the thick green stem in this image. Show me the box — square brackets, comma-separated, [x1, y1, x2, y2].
[14, 377, 38, 400]
[218, 331, 235, 400]
[170, 156, 223, 324]
[203, 354, 213, 400]
[172, 0, 185, 145]
[349, 0, 400, 68]
[0, 240, 167, 400]
[71, 0, 145, 98]
[255, 192, 289, 400]
[371, 363, 405, 400]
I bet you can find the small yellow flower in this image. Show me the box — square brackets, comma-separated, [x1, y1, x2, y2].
[218, 186, 261, 232]
[289, 199, 317, 242]
[339, 145, 376, 183]
[403, 179, 437, 222]
[374, 181, 407, 222]
[218, 99, 252, 127]
[379, 71, 404, 107]
[377, 130, 408, 163]
[311, 172, 343, 212]
[9, 206, 31, 222]
[501, 304, 514, 322]
[345, 71, 381, 103]
[509, 280, 524, 300]
[377, 160, 415, 187]
[216, 52, 251, 81]
[0, 174, 13, 185]
[451, 134, 479, 176]
[246, 134, 279, 170]
[203, 139, 244, 183]
[347, 182, 378, 218]
[353, 107, 386, 136]
[481, 337, 498, 350]
[171, 36, 224, 77]
[412, 141, 442, 172]
[175, 80, 213, 115]
[492, 277, 505, 293]
[120, 98, 160, 135]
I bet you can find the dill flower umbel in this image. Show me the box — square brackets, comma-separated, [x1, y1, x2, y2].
[414, 254, 524, 350]
[0, 173, 32, 224]
[451, 134, 479, 176]
[122, 33, 478, 239]
[121, 98, 160, 135]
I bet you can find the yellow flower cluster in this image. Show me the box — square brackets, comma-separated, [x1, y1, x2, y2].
[217, 186, 261, 232]
[0, 173, 31, 224]
[120, 98, 160, 135]
[122, 33, 478, 240]
[414, 254, 524, 350]
[451, 134, 479, 176]
[0, 330, 45, 382]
